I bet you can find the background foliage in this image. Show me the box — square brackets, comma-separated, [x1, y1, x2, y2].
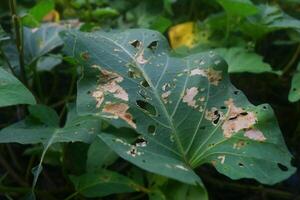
[0, 0, 299, 199]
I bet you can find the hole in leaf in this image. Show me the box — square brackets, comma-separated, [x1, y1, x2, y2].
[240, 112, 248, 116]
[263, 105, 267, 110]
[233, 91, 239, 95]
[134, 137, 147, 147]
[277, 163, 288, 171]
[208, 143, 215, 147]
[147, 41, 158, 52]
[292, 88, 296, 91]
[199, 126, 206, 130]
[130, 40, 141, 48]
[238, 163, 244, 167]
[138, 89, 148, 99]
[220, 106, 226, 109]
[136, 100, 157, 115]
[140, 79, 150, 87]
[148, 125, 156, 134]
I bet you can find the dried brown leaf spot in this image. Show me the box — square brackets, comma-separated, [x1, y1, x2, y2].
[103, 103, 136, 129]
[92, 69, 128, 108]
[183, 87, 198, 108]
[190, 68, 222, 86]
[244, 129, 266, 142]
[205, 107, 224, 125]
[222, 99, 257, 138]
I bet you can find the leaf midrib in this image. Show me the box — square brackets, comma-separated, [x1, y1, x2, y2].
[92, 32, 188, 164]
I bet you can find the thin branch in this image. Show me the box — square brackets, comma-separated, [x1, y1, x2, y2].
[0, 155, 28, 187]
[282, 44, 300, 76]
[9, 0, 28, 86]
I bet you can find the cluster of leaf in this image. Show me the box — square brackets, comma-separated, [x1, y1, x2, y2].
[0, 0, 299, 200]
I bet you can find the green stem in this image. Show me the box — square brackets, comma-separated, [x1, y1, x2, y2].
[0, 50, 17, 77]
[9, 0, 27, 87]
[59, 70, 77, 119]
[282, 43, 300, 75]
[224, 14, 231, 42]
[6, 144, 22, 172]
[25, 155, 35, 182]
[0, 155, 28, 186]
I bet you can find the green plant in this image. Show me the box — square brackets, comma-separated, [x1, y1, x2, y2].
[0, 0, 299, 200]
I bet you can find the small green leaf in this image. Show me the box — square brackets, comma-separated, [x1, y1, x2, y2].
[149, 189, 166, 200]
[0, 68, 36, 107]
[241, 4, 300, 39]
[23, 24, 64, 63]
[217, 0, 258, 17]
[70, 170, 140, 198]
[28, 104, 59, 126]
[92, 7, 119, 18]
[165, 181, 208, 200]
[36, 55, 62, 71]
[2, 24, 64, 71]
[214, 47, 274, 73]
[22, 0, 55, 28]
[86, 137, 118, 172]
[150, 16, 172, 33]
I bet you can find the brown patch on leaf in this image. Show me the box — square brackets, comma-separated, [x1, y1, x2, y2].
[92, 69, 128, 108]
[103, 103, 136, 128]
[80, 52, 90, 60]
[205, 68, 222, 86]
[205, 107, 224, 125]
[190, 68, 222, 86]
[233, 140, 246, 150]
[161, 91, 171, 104]
[182, 87, 198, 108]
[222, 99, 257, 138]
[135, 49, 148, 64]
[244, 129, 266, 142]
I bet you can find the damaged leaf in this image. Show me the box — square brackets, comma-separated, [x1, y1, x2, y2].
[62, 29, 295, 186]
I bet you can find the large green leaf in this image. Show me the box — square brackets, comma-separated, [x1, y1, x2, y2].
[69, 170, 141, 198]
[0, 67, 36, 107]
[216, 0, 258, 17]
[2, 23, 63, 71]
[241, 4, 300, 39]
[214, 47, 274, 73]
[62, 29, 295, 186]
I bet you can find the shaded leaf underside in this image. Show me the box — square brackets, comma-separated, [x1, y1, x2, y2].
[62, 29, 295, 185]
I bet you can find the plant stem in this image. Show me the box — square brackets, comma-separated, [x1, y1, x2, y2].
[9, 0, 27, 87]
[0, 50, 17, 77]
[282, 43, 300, 76]
[0, 155, 28, 187]
[6, 144, 22, 172]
